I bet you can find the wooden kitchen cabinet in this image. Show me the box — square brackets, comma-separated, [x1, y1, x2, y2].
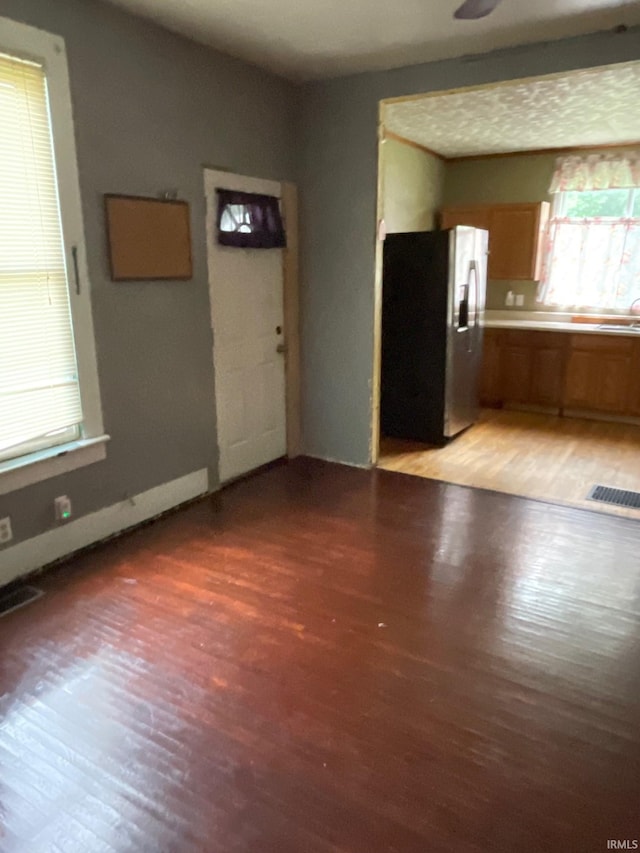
[440, 202, 550, 281]
[480, 329, 565, 408]
[440, 206, 490, 232]
[627, 341, 640, 416]
[529, 334, 566, 406]
[481, 328, 640, 417]
[564, 334, 634, 414]
[500, 332, 533, 405]
[479, 329, 503, 406]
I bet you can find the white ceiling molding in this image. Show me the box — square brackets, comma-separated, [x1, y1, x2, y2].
[105, 0, 640, 80]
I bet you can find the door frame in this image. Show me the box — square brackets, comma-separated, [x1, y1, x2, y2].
[203, 169, 301, 469]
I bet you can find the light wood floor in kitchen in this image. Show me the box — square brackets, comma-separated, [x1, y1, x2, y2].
[378, 408, 640, 520]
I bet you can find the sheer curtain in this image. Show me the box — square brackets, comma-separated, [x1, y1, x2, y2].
[539, 219, 640, 309]
[537, 153, 640, 310]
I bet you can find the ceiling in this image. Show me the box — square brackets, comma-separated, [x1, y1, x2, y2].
[105, 0, 640, 81]
[384, 61, 640, 157]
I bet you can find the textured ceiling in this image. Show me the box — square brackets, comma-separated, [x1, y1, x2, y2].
[105, 0, 640, 80]
[384, 61, 640, 157]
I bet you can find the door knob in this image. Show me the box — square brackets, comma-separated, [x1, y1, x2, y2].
[276, 343, 288, 354]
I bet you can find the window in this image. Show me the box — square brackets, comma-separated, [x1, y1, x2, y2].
[538, 154, 640, 311]
[216, 189, 286, 249]
[0, 18, 106, 495]
[220, 203, 254, 234]
[0, 52, 82, 462]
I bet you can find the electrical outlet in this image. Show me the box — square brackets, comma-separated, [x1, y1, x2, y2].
[0, 517, 12, 545]
[54, 495, 72, 522]
[515, 294, 525, 307]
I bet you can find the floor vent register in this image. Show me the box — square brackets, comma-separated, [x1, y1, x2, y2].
[0, 585, 44, 618]
[587, 484, 640, 510]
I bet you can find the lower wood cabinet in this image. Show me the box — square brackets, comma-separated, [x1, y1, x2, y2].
[500, 335, 532, 405]
[479, 328, 502, 406]
[627, 342, 640, 416]
[564, 334, 634, 413]
[480, 328, 640, 417]
[530, 342, 566, 406]
[481, 329, 565, 409]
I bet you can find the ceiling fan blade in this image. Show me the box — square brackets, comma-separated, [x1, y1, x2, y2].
[453, 0, 502, 19]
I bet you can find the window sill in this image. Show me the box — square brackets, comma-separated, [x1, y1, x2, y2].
[0, 435, 110, 496]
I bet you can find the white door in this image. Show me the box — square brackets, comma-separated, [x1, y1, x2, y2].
[204, 169, 287, 482]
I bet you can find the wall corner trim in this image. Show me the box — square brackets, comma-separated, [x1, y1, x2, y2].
[0, 468, 209, 588]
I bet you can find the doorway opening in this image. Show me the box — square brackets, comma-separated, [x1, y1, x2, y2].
[373, 61, 640, 519]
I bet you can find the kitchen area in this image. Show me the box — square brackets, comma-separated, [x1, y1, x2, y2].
[375, 61, 640, 518]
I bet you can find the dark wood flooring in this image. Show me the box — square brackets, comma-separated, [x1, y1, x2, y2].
[1, 458, 639, 852]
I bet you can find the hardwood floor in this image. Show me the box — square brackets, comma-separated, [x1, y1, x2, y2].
[379, 408, 640, 519]
[1, 458, 640, 851]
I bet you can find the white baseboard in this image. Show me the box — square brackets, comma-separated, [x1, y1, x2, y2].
[0, 468, 209, 588]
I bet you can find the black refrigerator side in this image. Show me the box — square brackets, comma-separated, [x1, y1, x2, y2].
[380, 231, 450, 444]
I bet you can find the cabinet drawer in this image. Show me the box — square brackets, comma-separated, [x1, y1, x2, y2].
[501, 329, 565, 349]
[529, 330, 567, 348]
[570, 333, 634, 353]
[502, 330, 534, 347]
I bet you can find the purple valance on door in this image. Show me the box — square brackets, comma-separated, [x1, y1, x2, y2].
[216, 189, 286, 249]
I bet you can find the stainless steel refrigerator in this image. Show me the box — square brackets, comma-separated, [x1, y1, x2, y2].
[380, 226, 488, 445]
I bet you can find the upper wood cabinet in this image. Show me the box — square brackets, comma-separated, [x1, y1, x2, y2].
[440, 202, 550, 281]
[440, 206, 491, 232]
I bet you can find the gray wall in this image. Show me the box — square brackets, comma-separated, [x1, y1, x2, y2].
[297, 28, 640, 467]
[0, 0, 297, 548]
[3, 2, 640, 554]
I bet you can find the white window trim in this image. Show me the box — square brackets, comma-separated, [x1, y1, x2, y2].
[0, 17, 107, 492]
[0, 437, 109, 497]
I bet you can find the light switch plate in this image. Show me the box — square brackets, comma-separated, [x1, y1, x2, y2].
[0, 517, 12, 545]
[54, 496, 72, 522]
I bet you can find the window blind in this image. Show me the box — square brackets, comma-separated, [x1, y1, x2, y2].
[0, 51, 82, 462]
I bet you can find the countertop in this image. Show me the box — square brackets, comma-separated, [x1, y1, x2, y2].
[484, 310, 640, 337]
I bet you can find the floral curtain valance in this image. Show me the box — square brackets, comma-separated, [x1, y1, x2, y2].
[549, 153, 640, 194]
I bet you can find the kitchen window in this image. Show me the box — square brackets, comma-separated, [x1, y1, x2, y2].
[538, 154, 640, 311]
[0, 18, 107, 496]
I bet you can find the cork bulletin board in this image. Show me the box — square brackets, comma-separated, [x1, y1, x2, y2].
[104, 194, 193, 281]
